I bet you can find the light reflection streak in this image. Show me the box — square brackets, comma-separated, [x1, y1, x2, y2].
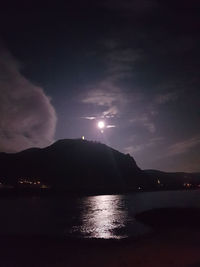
[80, 195, 128, 239]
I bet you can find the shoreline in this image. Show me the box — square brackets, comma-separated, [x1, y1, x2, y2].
[0, 187, 198, 198]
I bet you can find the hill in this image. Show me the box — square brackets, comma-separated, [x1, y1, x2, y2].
[0, 139, 155, 194]
[145, 169, 200, 189]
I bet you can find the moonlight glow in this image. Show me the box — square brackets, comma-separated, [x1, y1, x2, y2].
[97, 121, 105, 129]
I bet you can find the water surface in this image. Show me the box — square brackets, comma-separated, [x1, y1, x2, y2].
[0, 190, 199, 239]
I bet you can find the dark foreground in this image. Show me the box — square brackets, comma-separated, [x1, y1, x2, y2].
[2, 208, 200, 267]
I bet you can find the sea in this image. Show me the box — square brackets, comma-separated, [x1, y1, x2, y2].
[0, 190, 200, 239]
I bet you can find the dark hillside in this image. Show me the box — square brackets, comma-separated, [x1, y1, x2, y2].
[0, 139, 153, 194]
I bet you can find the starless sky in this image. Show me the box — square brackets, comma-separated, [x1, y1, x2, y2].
[0, 0, 199, 172]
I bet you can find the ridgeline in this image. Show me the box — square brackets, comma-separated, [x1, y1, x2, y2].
[0, 139, 155, 195]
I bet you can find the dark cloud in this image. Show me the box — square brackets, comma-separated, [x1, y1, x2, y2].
[0, 45, 57, 152]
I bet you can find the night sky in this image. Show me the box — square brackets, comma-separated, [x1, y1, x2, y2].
[0, 1, 199, 172]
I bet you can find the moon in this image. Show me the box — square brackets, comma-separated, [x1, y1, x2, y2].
[97, 121, 105, 129]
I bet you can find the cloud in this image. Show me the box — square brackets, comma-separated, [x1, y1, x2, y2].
[167, 135, 200, 156]
[106, 48, 142, 79]
[81, 40, 143, 120]
[82, 85, 118, 106]
[82, 80, 127, 117]
[144, 122, 156, 133]
[103, 106, 118, 117]
[155, 92, 178, 104]
[124, 144, 147, 154]
[124, 136, 163, 154]
[102, 39, 142, 81]
[0, 45, 57, 152]
[130, 114, 156, 133]
[106, 125, 116, 128]
[81, 116, 96, 120]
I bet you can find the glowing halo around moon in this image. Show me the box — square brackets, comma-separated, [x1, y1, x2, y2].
[97, 121, 105, 133]
[97, 121, 105, 129]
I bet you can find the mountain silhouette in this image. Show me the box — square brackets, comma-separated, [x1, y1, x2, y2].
[145, 169, 200, 189]
[0, 139, 154, 194]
